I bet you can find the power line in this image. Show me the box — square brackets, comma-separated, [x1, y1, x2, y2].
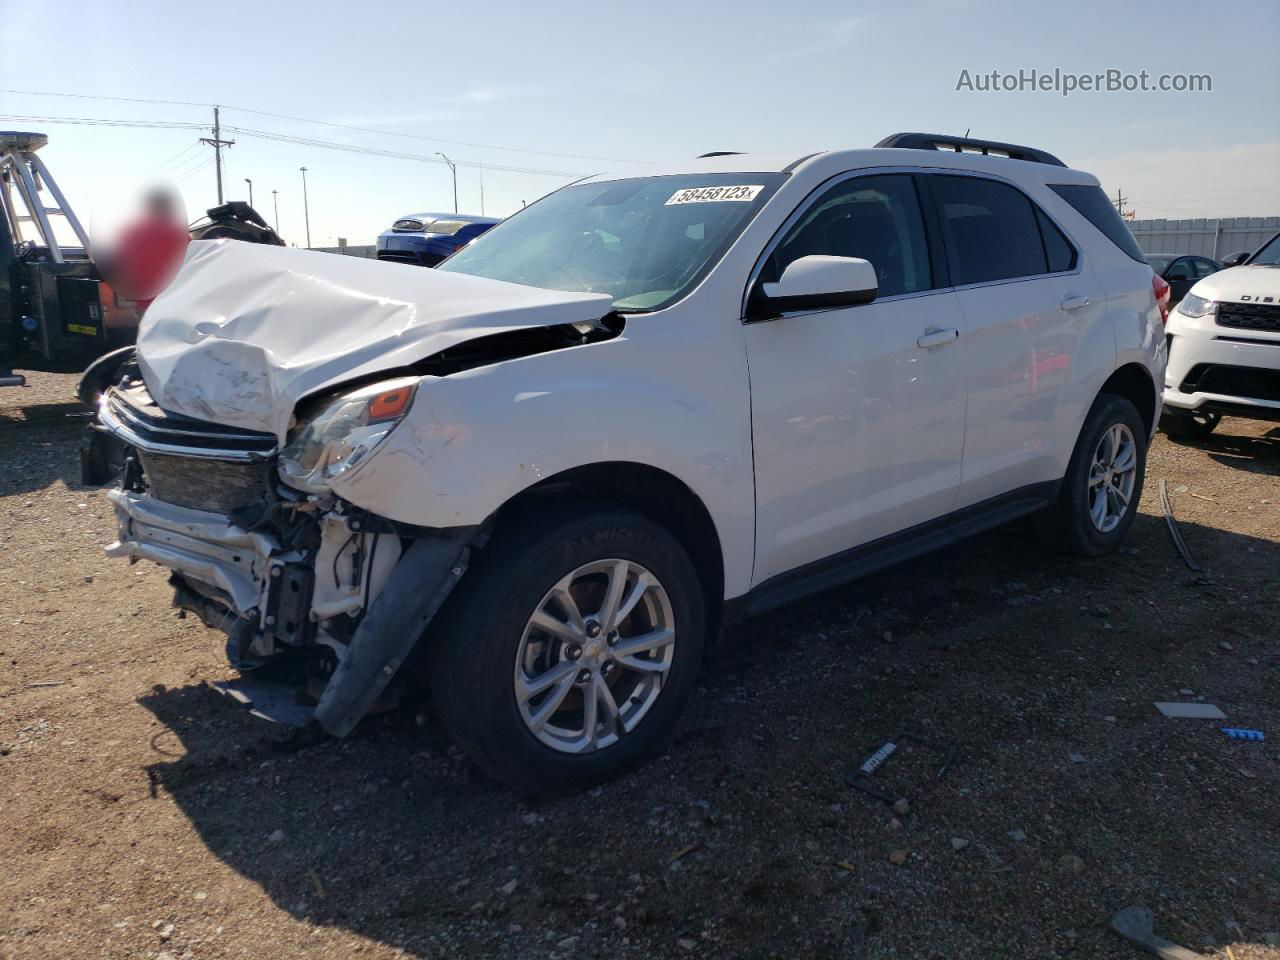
[0, 113, 593, 179]
[0, 87, 641, 164]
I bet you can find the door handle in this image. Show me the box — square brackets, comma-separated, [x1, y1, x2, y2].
[916, 327, 959, 349]
[1060, 294, 1092, 312]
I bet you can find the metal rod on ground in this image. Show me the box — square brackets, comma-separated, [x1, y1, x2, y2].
[1159, 478, 1203, 573]
[299, 166, 311, 248]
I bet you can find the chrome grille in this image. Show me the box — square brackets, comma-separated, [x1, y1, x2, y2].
[392, 219, 425, 232]
[102, 380, 277, 461]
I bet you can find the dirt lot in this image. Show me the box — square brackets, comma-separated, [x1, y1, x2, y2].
[2, 371, 1277, 960]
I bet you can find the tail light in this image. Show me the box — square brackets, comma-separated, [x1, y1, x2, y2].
[1152, 273, 1171, 325]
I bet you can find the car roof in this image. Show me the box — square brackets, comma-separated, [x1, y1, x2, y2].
[580, 147, 1098, 186]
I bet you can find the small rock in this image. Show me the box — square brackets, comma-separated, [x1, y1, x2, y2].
[888, 849, 909, 866]
[882, 630, 894, 643]
[1069, 752, 1087, 764]
[521, 812, 541, 826]
[1246, 657, 1260, 666]
[677, 937, 698, 951]
[1008, 829, 1026, 842]
[157, 923, 174, 940]
[950, 837, 969, 851]
[193, 892, 208, 901]
[1174, 484, 1188, 493]
[1179, 688, 1194, 696]
[557, 935, 579, 950]
[1103, 715, 1116, 723]
[892, 798, 910, 817]
[83, 575, 94, 584]
[1262, 932, 1279, 947]
[887, 817, 903, 831]
[1058, 853, 1084, 873]
[266, 829, 285, 845]
[500, 879, 518, 895]
[1091, 604, 1110, 618]
[1219, 641, 1234, 652]
[613, 916, 627, 931]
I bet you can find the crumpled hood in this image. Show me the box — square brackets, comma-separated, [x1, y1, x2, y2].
[1191, 263, 1280, 303]
[136, 240, 614, 441]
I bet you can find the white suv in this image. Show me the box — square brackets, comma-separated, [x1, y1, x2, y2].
[100, 133, 1166, 794]
[1161, 231, 1280, 440]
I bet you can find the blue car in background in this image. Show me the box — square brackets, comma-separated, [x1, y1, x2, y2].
[375, 212, 500, 267]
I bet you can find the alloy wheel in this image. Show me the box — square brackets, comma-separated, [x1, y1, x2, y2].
[1088, 422, 1138, 533]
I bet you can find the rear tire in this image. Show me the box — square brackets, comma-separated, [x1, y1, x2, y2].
[1160, 409, 1220, 441]
[1034, 393, 1147, 557]
[427, 501, 705, 797]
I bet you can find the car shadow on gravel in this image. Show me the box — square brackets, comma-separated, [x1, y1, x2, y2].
[0, 402, 92, 496]
[134, 513, 1280, 959]
[1171, 424, 1280, 477]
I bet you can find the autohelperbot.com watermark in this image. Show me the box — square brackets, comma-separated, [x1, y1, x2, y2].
[955, 68, 1212, 97]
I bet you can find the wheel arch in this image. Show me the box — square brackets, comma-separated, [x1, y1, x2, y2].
[493, 461, 727, 639]
[1098, 362, 1157, 437]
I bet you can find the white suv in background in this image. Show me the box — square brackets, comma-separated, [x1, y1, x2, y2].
[1162, 231, 1280, 439]
[99, 133, 1166, 794]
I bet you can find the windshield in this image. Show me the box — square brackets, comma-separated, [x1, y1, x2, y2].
[1250, 232, 1280, 266]
[438, 174, 785, 311]
[1145, 255, 1173, 274]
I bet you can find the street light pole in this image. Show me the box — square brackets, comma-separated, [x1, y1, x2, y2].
[271, 189, 279, 232]
[436, 152, 458, 214]
[244, 177, 253, 208]
[299, 166, 311, 248]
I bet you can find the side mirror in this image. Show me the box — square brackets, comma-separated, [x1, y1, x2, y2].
[759, 255, 878, 315]
[1221, 251, 1250, 268]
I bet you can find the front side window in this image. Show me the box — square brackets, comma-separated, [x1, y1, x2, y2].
[932, 175, 1052, 285]
[439, 173, 785, 312]
[765, 174, 932, 298]
[1194, 258, 1218, 277]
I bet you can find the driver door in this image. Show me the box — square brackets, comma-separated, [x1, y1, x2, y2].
[745, 173, 968, 585]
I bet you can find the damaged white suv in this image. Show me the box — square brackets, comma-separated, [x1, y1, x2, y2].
[100, 133, 1166, 794]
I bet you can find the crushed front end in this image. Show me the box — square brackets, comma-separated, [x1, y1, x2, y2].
[100, 372, 475, 733]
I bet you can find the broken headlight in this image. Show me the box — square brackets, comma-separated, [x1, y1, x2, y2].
[278, 377, 418, 493]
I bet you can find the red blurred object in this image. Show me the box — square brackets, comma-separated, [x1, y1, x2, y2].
[1152, 273, 1171, 325]
[115, 214, 189, 312]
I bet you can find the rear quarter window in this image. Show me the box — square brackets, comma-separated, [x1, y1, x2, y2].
[1049, 184, 1147, 263]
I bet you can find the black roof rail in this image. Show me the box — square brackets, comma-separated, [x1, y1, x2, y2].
[697, 151, 744, 158]
[875, 132, 1066, 167]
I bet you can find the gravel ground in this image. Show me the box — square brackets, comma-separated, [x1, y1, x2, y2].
[2, 371, 1278, 960]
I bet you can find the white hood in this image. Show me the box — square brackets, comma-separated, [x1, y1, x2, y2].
[136, 240, 614, 441]
[1191, 263, 1280, 303]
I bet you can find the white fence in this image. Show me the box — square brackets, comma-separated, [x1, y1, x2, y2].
[1128, 217, 1279, 260]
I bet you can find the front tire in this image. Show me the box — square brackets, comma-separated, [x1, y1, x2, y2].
[1034, 393, 1147, 557]
[427, 501, 705, 796]
[1160, 409, 1221, 441]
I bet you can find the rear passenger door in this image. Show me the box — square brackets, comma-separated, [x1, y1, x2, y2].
[926, 174, 1105, 508]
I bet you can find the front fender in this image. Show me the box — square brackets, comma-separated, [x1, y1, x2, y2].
[326, 331, 756, 598]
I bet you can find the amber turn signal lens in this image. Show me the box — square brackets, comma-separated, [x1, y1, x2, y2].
[368, 386, 413, 421]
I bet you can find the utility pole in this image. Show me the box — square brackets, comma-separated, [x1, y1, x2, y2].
[299, 166, 311, 248]
[244, 178, 253, 207]
[199, 105, 235, 204]
[271, 189, 279, 232]
[436, 152, 458, 214]
[1114, 187, 1128, 219]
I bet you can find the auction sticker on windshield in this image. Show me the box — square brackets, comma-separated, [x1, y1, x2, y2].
[665, 185, 764, 205]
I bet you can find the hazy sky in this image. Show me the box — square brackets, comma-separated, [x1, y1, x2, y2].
[2, 0, 1277, 245]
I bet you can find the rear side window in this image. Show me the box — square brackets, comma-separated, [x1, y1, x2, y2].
[1049, 183, 1146, 263]
[1036, 209, 1077, 273]
[931, 176, 1049, 284]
